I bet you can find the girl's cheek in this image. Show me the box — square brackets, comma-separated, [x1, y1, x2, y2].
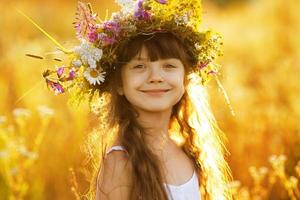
[168, 71, 185, 84]
[126, 75, 146, 87]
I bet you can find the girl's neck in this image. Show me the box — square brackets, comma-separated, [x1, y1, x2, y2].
[136, 108, 172, 150]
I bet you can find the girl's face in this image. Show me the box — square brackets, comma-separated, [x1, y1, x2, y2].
[120, 46, 185, 113]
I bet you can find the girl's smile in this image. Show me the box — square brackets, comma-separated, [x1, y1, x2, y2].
[140, 89, 171, 97]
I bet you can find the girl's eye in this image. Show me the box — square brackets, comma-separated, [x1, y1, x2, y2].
[133, 64, 145, 69]
[164, 64, 176, 68]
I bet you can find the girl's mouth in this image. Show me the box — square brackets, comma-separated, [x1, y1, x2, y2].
[140, 89, 171, 96]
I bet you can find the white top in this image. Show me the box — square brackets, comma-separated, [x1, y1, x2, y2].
[106, 146, 201, 200]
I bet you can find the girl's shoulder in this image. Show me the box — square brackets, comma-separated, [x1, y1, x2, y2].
[96, 146, 132, 199]
[103, 146, 132, 176]
[103, 144, 131, 174]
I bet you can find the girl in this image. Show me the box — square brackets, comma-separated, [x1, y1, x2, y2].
[28, 0, 233, 199]
[94, 32, 232, 200]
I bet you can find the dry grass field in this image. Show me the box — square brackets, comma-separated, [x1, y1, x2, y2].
[0, 0, 299, 199]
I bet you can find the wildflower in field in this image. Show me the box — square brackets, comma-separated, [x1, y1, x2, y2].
[37, 105, 54, 117]
[18, 145, 37, 159]
[0, 151, 8, 158]
[0, 116, 7, 124]
[249, 166, 268, 187]
[269, 154, 286, 176]
[227, 180, 241, 196]
[289, 176, 298, 189]
[12, 108, 31, 118]
[10, 167, 18, 175]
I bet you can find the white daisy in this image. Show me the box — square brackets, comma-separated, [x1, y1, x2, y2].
[74, 39, 103, 69]
[83, 67, 106, 85]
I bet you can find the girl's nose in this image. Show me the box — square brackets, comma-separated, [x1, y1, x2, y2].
[148, 65, 164, 83]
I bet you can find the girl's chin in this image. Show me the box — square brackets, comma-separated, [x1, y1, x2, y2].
[134, 104, 174, 113]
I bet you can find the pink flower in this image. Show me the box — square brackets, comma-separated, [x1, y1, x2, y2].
[137, 0, 144, 7]
[46, 79, 64, 95]
[74, 2, 97, 39]
[134, 0, 151, 20]
[57, 67, 64, 78]
[97, 21, 121, 45]
[198, 61, 209, 70]
[134, 9, 151, 20]
[67, 70, 76, 80]
[98, 33, 117, 46]
[156, 0, 167, 4]
[103, 21, 120, 34]
[88, 30, 98, 43]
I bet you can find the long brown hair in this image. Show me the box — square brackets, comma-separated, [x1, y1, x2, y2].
[85, 32, 233, 200]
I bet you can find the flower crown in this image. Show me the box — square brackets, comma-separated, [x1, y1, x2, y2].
[34, 0, 223, 99]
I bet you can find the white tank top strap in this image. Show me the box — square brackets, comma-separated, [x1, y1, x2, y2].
[106, 145, 127, 155]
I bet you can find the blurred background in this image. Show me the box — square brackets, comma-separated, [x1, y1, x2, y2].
[0, 0, 299, 199]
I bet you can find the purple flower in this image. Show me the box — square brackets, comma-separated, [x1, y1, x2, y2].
[46, 79, 64, 95]
[67, 70, 76, 80]
[137, 0, 144, 8]
[156, 0, 167, 4]
[134, 0, 151, 20]
[57, 67, 64, 78]
[88, 31, 98, 43]
[134, 10, 151, 20]
[103, 21, 120, 34]
[198, 61, 208, 69]
[98, 33, 117, 45]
